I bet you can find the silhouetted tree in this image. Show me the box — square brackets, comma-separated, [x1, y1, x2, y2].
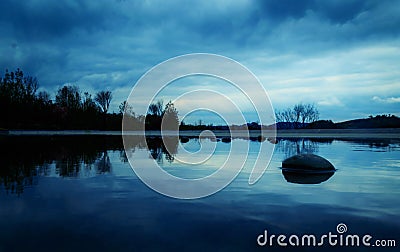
[0, 68, 38, 102]
[275, 108, 296, 128]
[145, 100, 163, 130]
[0, 68, 266, 131]
[276, 103, 319, 129]
[302, 103, 319, 124]
[55, 85, 81, 111]
[82, 92, 99, 113]
[0, 68, 43, 128]
[162, 101, 179, 130]
[293, 103, 303, 128]
[95, 90, 112, 114]
[148, 100, 163, 116]
[37, 91, 51, 104]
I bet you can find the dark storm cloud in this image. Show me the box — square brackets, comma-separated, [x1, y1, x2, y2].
[0, 1, 118, 40]
[248, 0, 399, 51]
[255, 0, 384, 27]
[314, 0, 367, 24]
[0, 0, 398, 118]
[255, 0, 314, 21]
[1, 0, 398, 63]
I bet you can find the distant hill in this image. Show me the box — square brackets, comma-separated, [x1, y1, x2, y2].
[307, 115, 400, 129]
[336, 115, 400, 129]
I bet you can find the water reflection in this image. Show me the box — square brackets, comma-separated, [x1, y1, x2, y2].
[275, 137, 400, 184]
[1, 135, 399, 195]
[274, 137, 400, 158]
[346, 138, 400, 152]
[0, 136, 122, 195]
[1, 135, 399, 251]
[275, 138, 333, 158]
[0, 135, 181, 195]
[124, 136, 178, 163]
[277, 139, 336, 184]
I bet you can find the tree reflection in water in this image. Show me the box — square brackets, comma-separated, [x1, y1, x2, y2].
[1, 135, 396, 194]
[0, 135, 178, 195]
[275, 138, 333, 158]
[275, 137, 399, 159]
[125, 136, 178, 164]
[0, 136, 120, 195]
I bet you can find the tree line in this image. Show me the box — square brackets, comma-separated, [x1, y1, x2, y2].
[0, 68, 179, 130]
[2, 68, 329, 131]
[121, 99, 180, 131]
[0, 68, 121, 129]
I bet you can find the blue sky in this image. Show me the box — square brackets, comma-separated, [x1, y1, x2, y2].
[0, 0, 399, 124]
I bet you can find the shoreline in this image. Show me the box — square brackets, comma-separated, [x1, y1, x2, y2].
[2, 128, 400, 139]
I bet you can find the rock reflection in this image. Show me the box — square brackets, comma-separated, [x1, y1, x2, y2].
[282, 170, 335, 184]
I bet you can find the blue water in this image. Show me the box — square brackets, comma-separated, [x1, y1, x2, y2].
[0, 136, 399, 251]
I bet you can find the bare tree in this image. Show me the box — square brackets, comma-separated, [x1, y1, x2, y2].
[302, 103, 319, 124]
[95, 91, 112, 114]
[275, 103, 319, 128]
[275, 111, 283, 122]
[282, 108, 296, 123]
[293, 103, 304, 128]
[276, 109, 293, 122]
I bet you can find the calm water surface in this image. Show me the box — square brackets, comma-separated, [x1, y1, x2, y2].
[0, 135, 399, 251]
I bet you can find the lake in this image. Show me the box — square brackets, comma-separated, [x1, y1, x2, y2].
[0, 135, 399, 251]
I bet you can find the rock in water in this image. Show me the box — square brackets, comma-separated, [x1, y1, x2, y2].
[282, 154, 335, 171]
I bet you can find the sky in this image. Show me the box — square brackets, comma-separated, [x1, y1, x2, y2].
[0, 0, 399, 124]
